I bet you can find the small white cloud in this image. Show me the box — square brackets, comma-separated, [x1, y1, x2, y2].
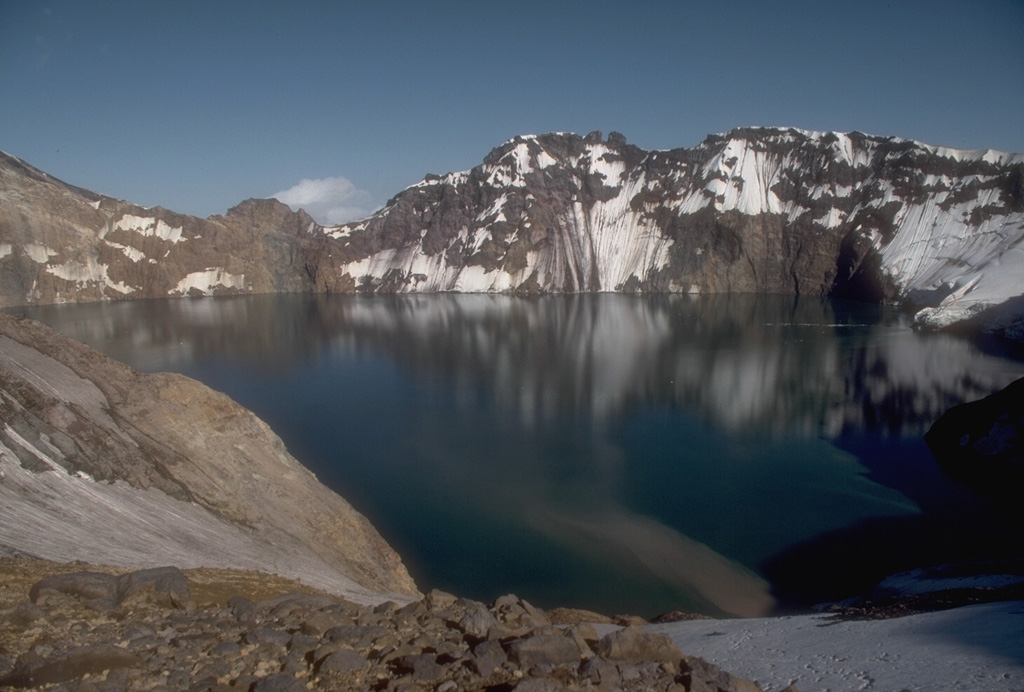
[272, 176, 374, 225]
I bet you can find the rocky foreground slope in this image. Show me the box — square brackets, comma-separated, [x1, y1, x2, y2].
[0, 312, 417, 603]
[2, 127, 1023, 337]
[0, 561, 769, 692]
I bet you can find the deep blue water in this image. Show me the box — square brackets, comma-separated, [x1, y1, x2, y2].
[12, 294, 1024, 617]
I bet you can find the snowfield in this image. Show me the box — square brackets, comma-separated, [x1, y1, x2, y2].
[641, 601, 1024, 692]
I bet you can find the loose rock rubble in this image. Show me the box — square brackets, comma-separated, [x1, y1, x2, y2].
[0, 566, 771, 692]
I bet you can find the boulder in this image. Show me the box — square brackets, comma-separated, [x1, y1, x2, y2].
[682, 654, 764, 692]
[0, 645, 141, 688]
[318, 648, 367, 674]
[250, 673, 307, 692]
[29, 571, 117, 604]
[595, 626, 683, 664]
[505, 633, 583, 668]
[116, 566, 193, 610]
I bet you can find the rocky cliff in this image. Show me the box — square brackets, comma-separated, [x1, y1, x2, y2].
[0, 312, 418, 604]
[0, 151, 315, 304]
[2, 127, 1023, 337]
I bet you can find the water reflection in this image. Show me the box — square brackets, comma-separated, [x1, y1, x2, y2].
[22, 293, 1023, 438]
[13, 294, 1024, 615]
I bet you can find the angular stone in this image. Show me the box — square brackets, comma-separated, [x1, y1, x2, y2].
[505, 634, 582, 668]
[121, 620, 157, 643]
[29, 571, 118, 604]
[250, 672, 307, 692]
[268, 593, 339, 619]
[458, 605, 499, 640]
[469, 638, 507, 676]
[0, 645, 141, 687]
[515, 678, 567, 692]
[682, 654, 764, 692]
[243, 627, 292, 648]
[227, 595, 260, 623]
[300, 610, 353, 636]
[399, 653, 445, 683]
[434, 637, 467, 661]
[579, 655, 620, 685]
[116, 566, 193, 610]
[595, 626, 682, 664]
[209, 641, 242, 657]
[569, 622, 599, 646]
[287, 633, 319, 655]
[192, 659, 232, 681]
[318, 648, 366, 674]
[561, 626, 595, 659]
[493, 593, 521, 608]
[324, 624, 389, 649]
[5, 602, 46, 627]
[424, 589, 458, 610]
[373, 600, 399, 615]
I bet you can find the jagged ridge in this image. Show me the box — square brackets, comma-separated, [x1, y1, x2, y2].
[2, 127, 1022, 336]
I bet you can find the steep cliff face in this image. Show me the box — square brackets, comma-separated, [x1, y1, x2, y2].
[306, 129, 1024, 336]
[0, 312, 419, 604]
[2, 128, 1023, 336]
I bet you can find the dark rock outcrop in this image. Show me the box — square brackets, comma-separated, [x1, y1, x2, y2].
[925, 375, 1024, 498]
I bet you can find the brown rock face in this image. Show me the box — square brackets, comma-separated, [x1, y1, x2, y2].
[0, 152, 317, 306]
[0, 312, 418, 601]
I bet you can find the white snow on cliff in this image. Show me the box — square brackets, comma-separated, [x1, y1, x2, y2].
[114, 214, 185, 243]
[0, 431, 392, 606]
[313, 128, 1024, 333]
[169, 268, 246, 296]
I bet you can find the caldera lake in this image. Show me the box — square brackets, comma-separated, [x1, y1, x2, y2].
[11, 293, 1024, 618]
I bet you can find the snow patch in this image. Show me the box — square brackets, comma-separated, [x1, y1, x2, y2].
[114, 214, 184, 243]
[170, 268, 246, 296]
[45, 257, 135, 295]
[647, 601, 1024, 692]
[24, 243, 56, 263]
[0, 244, 11, 259]
[535, 150, 558, 169]
[104, 240, 146, 262]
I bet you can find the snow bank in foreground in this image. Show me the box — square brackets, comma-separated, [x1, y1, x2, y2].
[646, 601, 1024, 692]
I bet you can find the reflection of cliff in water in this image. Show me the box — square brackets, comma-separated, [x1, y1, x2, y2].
[14, 294, 1024, 615]
[17, 294, 1024, 440]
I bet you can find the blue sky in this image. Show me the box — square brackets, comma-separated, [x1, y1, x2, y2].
[2, 0, 1022, 224]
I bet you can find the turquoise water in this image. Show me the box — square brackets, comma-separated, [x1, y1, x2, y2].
[13, 294, 1024, 616]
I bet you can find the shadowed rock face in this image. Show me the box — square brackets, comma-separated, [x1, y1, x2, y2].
[2, 127, 1022, 336]
[0, 312, 419, 603]
[925, 376, 1024, 500]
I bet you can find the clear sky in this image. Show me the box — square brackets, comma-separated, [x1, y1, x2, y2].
[2, 0, 1022, 224]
